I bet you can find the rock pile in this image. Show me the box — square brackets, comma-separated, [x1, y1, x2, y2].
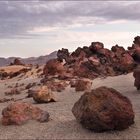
[72, 86, 134, 132]
[55, 40, 138, 79]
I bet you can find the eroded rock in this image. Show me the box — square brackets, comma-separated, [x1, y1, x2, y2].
[2, 102, 50, 125]
[33, 86, 56, 103]
[72, 86, 134, 132]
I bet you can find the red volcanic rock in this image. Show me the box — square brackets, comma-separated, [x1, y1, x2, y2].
[111, 45, 125, 54]
[120, 53, 136, 72]
[43, 59, 65, 76]
[72, 86, 134, 132]
[73, 63, 98, 79]
[46, 80, 68, 92]
[75, 79, 92, 92]
[1, 102, 49, 125]
[33, 86, 56, 103]
[133, 36, 140, 47]
[132, 49, 140, 62]
[89, 42, 104, 53]
[70, 79, 77, 88]
[133, 67, 140, 90]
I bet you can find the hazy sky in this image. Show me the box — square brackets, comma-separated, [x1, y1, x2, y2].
[0, 1, 140, 58]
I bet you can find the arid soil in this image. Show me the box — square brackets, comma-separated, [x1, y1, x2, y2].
[0, 72, 139, 139]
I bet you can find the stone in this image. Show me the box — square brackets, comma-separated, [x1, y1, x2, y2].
[43, 59, 65, 76]
[57, 48, 70, 62]
[33, 86, 56, 103]
[1, 102, 49, 125]
[133, 67, 140, 90]
[75, 79, 92, 91]
[89, 42, 104, 53]
[111, 45, 125, 54]
[45, 80, 68, 92]
[72, 86, 134, 132]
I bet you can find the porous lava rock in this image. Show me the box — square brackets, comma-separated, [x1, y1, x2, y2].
[2, 102, 50, 125]
[72, 86, 134, 132]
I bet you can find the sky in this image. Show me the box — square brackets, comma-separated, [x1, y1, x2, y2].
[0, 1, 140, 58]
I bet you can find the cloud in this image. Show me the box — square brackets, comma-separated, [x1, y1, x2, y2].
[0, 1, 140, 38]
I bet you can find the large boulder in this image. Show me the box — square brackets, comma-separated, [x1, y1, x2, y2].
[2, 102, 50, 125]
[43, 59, 65, 76]
[33, 86, 56, 103]
[72, 86, 134, 132]
[133, 67, 140, 90]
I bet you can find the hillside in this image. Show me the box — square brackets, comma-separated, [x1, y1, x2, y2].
[0, 51, 57, 66]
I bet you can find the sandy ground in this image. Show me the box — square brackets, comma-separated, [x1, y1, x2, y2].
[0, 73, 140, 139]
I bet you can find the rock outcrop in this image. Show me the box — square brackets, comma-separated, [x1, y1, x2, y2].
[55, 40, 137, 79]
[72, 86, 134, 132]
[2, 102, 50, 125]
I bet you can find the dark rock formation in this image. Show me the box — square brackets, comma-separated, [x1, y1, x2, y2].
[133, 67, 140, 90]
[57, 48, 70, 62]
[72, 86, 134, 132]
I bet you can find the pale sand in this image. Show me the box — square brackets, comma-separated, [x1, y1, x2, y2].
[0, 73, 140, 139]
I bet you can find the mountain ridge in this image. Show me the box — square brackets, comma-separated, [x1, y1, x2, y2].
[0, 51, 57, 66]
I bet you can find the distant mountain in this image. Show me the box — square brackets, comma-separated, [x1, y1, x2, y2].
[0, 51, 57, 66]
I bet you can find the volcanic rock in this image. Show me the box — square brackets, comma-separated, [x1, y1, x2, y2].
[46, 80, 68, 92]
[33, 86, 56, 103]
[133, 36, 140, 47]
[57, 48, 70, 62]
[75, 79, 92, 91]
[1, 102, 50, 125]
[43, 59, 65, 76]
[72, 86, 134, 132]
[133, 67, 140, 90]
[111, 45, 125, 54]
[89, 42, 104, 53]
